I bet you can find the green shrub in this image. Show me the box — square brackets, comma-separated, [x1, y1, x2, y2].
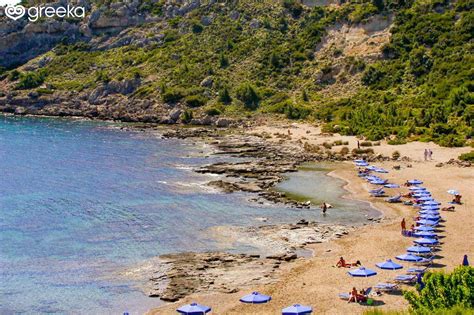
[352, 148, 375, 155]
[340, 146, 350, 155]
[36, 88, 54, 95]
[282, 0, 303, 18]
[360, 141, 373, 147]
[184, 94, 207, 108]
[218, 87, 232, 104]
[95, 71, 110, 83]
[392, 150, 401, 160]
[180, 110, 193, 123]
[322, 142, 332, 149]
[388, 138, 408, 145]
[191, 21, 204, 33]
[16, 71, 46, 89]
[235, 83, 260, 110]
[205, 107, 221, 116]
[459, 151, 474, 162]
[404, 266, 474, 313]
[162, 87, 185, 103]
[8, 70, 20, 81]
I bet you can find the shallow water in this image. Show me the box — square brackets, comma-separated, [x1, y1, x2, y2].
[0, 116, 376, 314]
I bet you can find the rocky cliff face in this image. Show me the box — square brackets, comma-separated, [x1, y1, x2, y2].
[0, 0, 204, 67]
[0, 0, 393, 127]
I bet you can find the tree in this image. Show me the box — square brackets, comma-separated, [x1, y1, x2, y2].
[404, 266, 474, 313]
[218, 86, 232, 104]
[235, 83, 260, 110]
[219, 53, 229, 68]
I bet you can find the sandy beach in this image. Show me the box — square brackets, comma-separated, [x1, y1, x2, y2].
[149, 121, 473, 314]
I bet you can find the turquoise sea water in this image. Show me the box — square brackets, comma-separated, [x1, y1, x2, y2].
[0, 116, 377, 314]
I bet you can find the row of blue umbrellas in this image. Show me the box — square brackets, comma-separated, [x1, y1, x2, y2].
[176, 293, 312, 314]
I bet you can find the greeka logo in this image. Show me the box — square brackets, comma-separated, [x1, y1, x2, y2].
[3, 4, 85, 22]
[4, 4, 25, 20]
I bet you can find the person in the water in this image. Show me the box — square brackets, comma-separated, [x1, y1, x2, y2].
[321, 202, 328, 214]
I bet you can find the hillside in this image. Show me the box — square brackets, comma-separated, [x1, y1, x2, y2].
[0, 0, 472, 146]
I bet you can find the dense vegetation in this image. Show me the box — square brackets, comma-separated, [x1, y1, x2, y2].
[3, 0, 473, 146]
[363, 266, 474, 315]
[322, 0, 473, 146]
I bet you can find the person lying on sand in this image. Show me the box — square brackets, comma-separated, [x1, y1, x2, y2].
[442, 206, 455, 211]
[336, 257, 361, 268]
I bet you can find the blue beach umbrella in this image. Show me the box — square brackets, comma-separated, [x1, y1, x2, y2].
[417, 197, 434, 201]
[177, 303, 211, 315]
[374, 168, 389, 173]
[409, 187, 426, 191]
[354, 159, 366, 163]
[419, 210, 440, 214]
[356, 162, 369, 167]
[366, 166, 377, 171]
[282, 304, 313, 315]
[407, 246, 432, 254]
[408, 179, 423, 185]
[413, 191, 431, 196]
[370, 180, 386, 185]
[419, 216, 440, 222]
[463, 255, 469, 266]
[413, 231, 437, 238]
[416, 219, 438, 226]
[348, 267, 377, 277]
[420, 205, 440, 211]
[447, 189, 460, 195]
[376, 259, 403, 270]
[414, 225, 435, 232]
[414, 238, 439, 246]
[240, 292, 271, 304]
[419, 210, 440, 215]
[423, 200, 441, 206]
[396, 253, 423, 262]
[384, 184, 400, 188]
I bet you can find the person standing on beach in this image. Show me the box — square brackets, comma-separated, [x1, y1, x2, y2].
[428, 149, 433, 160]
[401, 218, 406, 231]
[321, 202, 328, 215]
[424, 149, 428, 161]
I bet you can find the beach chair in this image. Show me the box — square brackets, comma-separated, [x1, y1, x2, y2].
[374, 283, 399, 292]
[394, 275, 417, 284]
[414, 256, 435, 266]
[386, 195, 402, 203]
[370, 189, 386, 197]
[407, 267, 427, 274]
[370, 188, 384, 194]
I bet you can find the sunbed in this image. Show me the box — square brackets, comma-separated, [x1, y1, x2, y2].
[386, 195, 402, 203]
[394, 275, 417, 284]
[407, 267, 427, 274]
[374, 283, 399, 292]
[414, 256, 435, 266]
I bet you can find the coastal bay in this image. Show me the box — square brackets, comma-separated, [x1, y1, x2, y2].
[0, 115, 380, 314]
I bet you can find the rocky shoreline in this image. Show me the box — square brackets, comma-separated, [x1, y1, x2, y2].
[116, 124, 389, 303]
[162, 126, 395, 208]
[123, 220, 352, 302]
